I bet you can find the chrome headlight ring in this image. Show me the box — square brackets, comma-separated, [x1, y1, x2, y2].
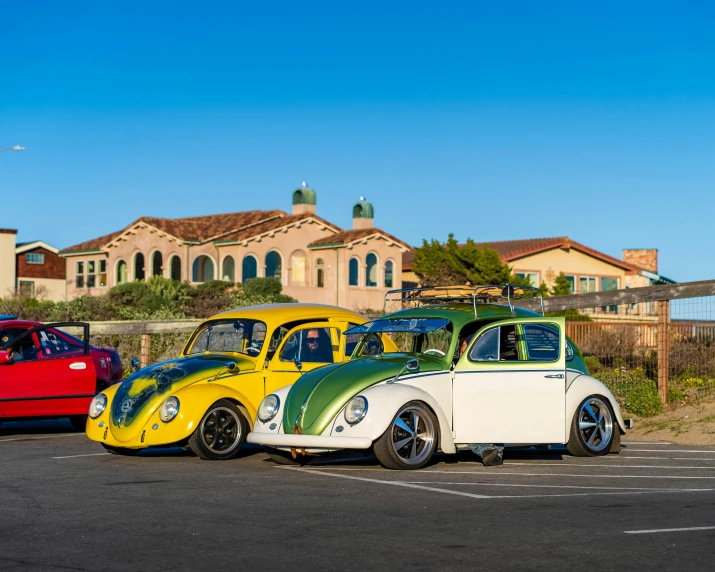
[344, 395, 368, 425]
[257, 394, 280, 424]
[159, 396, 180, 423]
[89, 393, 107, 419]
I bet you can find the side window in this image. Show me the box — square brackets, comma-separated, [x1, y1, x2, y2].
[280, 327, 335, 364]
[469, 327, 499, 362]
[345, 322, 363, 356]
[37, 329, 84, 358]
[4, 333, 39, 363]
[357, 332, 384, 357]
[524, 324, 561, 361]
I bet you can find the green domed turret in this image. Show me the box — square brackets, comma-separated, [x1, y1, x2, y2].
[292, 182, 317, 214]
[352, 196, 374, 229]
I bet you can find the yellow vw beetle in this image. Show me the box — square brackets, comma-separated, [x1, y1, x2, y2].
[86, 304, 367, 460]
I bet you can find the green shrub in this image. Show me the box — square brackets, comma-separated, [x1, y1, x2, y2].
[667, 386, 685, 403]
[583, 356, 601, 373]
[595, 367, 664, 417]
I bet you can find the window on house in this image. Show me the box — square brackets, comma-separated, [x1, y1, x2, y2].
[170, 256, 182, 281]
[99, 259, 107, 286]
[192, 255, 215, 283]
[366, 253, 378, 287]
[349, 257, 359, 286]
[242, 255, 257, 282]
[290, 251, 306, 285]
[565, 275, 575, 293]
[579, 276, 597, 293]
[19, 281, 35, 298]
[134, 253, 146, 281]
[152, 251, 163, 277]
[316, 258, 325, 288]
[76, 261, 85, 288]
[87, 260, 96, 288]
[116, 260, 127, 285]
[26, 253, 45, 265]
[516, 272, 539, 287]
[265, 251, 282, 282]
[601, 277, 619, 313]
[384, 260, 394, 288]
[222, 255, 235, 282]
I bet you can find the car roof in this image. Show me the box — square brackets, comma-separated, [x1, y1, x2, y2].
[209, 303, 366, 324]
[384, 303, 542, 330]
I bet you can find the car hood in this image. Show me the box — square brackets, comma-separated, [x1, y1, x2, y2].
[108, 354, 255, 443]
[282, 354, 445, 436]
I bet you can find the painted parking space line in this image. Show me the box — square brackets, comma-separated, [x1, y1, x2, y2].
[402, 482, 714, 492]
[305, 467, 715, 480]
[52, 453, 110, 459]
[626, 449, 715, 454]
[0, 434, 85, 443]
[279, 467, 715, 500]
[623, 442, 673, 445]
[503, 462, 715, 470]
[624, 526, 715, 535]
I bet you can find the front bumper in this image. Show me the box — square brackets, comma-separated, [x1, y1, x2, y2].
[247, 432, 372, 450]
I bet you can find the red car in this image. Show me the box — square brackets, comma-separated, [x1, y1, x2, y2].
[0, 319, 123, 431]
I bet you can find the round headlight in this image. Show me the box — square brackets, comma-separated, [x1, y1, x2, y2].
[257, 394, 280, 423]
[344, 396, 368, 425]
[159, 396, 180, 423]
[89, 393, 107, 419]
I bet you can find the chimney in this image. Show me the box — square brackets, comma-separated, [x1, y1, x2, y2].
[352, 197, 374, 230]
[623, 249, 658, 273]
[292, 182, 317, 215]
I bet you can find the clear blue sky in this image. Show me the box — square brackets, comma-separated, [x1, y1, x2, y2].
[2, 0, 714, 282]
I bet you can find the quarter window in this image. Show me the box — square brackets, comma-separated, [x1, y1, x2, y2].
[523, 324, 561, 361]
[468, 325, 519, 362]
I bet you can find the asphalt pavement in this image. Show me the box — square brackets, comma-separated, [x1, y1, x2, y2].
[1, 419, 714, 571]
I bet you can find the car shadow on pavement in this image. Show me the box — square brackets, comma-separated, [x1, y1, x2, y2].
[0, 418, 81, 437]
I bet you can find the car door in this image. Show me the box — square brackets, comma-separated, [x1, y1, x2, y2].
[264, 322, 348, 396]
[452, 316, 566, 444]
[0, 323, 96, 419]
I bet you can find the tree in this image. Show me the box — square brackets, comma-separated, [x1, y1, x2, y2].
[551, 272, 574, 297]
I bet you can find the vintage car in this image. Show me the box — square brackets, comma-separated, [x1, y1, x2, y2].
[248, 286, 631, 470]
[85, 304, 368, 460]
[0, 321, 121, 431]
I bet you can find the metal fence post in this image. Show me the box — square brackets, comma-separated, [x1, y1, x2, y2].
[140, 333, 151, 368]
[656, 300, 670, 405]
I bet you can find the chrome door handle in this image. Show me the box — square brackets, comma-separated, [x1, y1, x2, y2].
[544, 373, 564, 379]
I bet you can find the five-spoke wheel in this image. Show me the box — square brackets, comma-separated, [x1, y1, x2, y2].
[189, 399, 248, 460]
[374, 401, 437, 470]
[567, 395, 615, 456]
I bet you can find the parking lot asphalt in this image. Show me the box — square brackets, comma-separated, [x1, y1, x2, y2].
[2, 421, 715, 572]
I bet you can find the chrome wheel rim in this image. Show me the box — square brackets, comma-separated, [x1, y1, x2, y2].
[390, 404, 435, 466]
[199, 407, 242, 454]
[578, 397, 613, 452]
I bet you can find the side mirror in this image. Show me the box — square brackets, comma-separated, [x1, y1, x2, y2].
[0, 350, 10, 365]
[131, 357, 140, 372]
[226, 362, 237, 372]
[406, 358, 419, 371]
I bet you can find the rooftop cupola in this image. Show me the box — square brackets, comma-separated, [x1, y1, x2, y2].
[352, 196, 374, 229]
[292, 182, 317, 215]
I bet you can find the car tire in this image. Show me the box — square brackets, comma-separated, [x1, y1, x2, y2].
[373, 401, 438, 470]
[101, 443, 140, 456]
[265, 447, 308, 466]
[69, 415, 88, 432]
[189, 399, 248, 461]
[567, 395, 615, 457]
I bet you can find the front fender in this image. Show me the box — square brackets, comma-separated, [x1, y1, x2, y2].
[176, 382, 258, 433]
[566, 374, 627, 434]
[333, 383, 456, 454]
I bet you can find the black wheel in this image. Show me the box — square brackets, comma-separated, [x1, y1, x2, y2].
[265, 447, 307, 466]
[188, 399, 248, 461]
[373, 401, 438, 470]
[69, 415, 87, 432]
[101, 443, 140, 456]
[567, 395, 615, 457]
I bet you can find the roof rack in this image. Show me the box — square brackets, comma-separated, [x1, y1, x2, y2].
[384, 284, 544, 318]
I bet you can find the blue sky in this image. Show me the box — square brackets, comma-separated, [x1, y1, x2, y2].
[2, 0, 714, 282]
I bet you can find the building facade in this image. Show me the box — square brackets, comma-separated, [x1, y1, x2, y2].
[60, 186, 409, 311]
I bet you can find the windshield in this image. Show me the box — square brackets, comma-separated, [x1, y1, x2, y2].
[346, 318, 453, 358]
[187, 319, 267, 357]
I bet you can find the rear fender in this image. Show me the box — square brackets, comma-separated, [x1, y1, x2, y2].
[566, 374, 627, 434]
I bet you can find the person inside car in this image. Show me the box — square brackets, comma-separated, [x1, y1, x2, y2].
[303, 328, 334, 363]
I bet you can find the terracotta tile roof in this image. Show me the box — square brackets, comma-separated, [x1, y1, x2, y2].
[219, 214, 341, 242]
[309, 227, 410, 250]
[403, 237, 642, 273]
[61, 209, 287, 253]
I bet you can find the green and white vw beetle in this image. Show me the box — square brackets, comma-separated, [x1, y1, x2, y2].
[248, 286, 630, 470]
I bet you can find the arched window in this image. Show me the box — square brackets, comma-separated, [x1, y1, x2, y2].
[290, 250, 307, 285]
[265, 251, 282, 282]
[170, 256, 182, 281]
[316, 258, 325, 288]
[151, 251, 163, 277]
[116, 260, 127, 285]
[366, 253, 378, 287]
[134, 253, 145, 281]
[222, 256, 235, 282]
[242, 255, 257, 282]
[192, 255, 215, 283]
[384, 260, 394, 288]
[349, 257, 359, 286]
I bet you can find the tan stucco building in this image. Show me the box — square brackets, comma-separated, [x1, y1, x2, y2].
[60, 186, 409, 311]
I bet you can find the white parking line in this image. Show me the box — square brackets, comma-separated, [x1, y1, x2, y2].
[52, 453, 110, 459]
[0, 434, 85, 443]
[623, 442, 673, 445]
[306, 467, 715, 480]
[624, 526, 715, 535]
[279, 467, 715, 499]
[626, 449, 715, 454]
[504, 462, 715, 470]
[403, 482, 713, 492]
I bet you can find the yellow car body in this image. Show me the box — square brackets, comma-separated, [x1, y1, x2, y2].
[86, 303, 368, 458]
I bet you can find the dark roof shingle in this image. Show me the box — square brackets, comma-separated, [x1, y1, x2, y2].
[309, 228, 410, 249]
